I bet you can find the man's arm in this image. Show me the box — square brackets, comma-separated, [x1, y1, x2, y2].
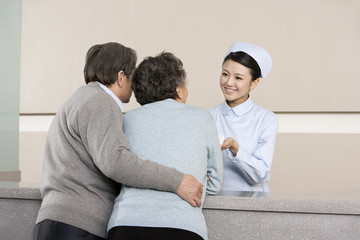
[81, 99, 203, 206]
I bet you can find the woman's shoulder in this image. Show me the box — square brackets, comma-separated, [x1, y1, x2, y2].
[253, 103, 276, 115]
[252, 103, 278, 125]
[123, 107, 141, 120]
[185, 104, 214, 119]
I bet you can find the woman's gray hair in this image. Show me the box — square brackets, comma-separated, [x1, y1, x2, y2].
[132, 51, 186, 105]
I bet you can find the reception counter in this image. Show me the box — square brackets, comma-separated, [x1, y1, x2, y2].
[1, 183, 360, 240]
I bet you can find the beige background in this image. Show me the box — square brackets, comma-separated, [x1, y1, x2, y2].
[18, 0, 360, 200]
[20, 0, 360, 113]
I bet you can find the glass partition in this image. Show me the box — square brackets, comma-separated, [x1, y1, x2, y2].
[0, 0, 22, 180]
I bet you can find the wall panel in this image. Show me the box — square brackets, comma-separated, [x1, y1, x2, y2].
[270, 133, 360, 200]
[20, 0, 360, 113]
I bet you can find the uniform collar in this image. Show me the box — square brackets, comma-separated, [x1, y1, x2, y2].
[220, 96, 254, 117]
[96, 82, 124, 112]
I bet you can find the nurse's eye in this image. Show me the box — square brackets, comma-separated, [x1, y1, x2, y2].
[222, 72, 228, 77]
[235, 76, 243, 80]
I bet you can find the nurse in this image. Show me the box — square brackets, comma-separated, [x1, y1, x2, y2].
[209, 41, 278, 192]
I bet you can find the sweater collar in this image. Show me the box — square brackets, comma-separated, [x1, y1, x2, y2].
[96, 82, 124, 111]
[220, 96, 254, 117]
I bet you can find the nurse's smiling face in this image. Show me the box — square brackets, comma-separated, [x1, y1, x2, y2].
[220, 59, 259, 108]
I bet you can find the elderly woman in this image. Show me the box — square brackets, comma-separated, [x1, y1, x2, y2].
[107, 52, 223, 240]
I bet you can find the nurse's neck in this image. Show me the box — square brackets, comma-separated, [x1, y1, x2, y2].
[227, 94, 250, 108]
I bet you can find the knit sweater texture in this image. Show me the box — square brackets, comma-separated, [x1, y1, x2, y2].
[108, 99, 223, 240]
[35, 82, 183, 238]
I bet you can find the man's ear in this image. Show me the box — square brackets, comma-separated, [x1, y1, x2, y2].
[116, 71, 125, 88]
[250, 78, 260, 91]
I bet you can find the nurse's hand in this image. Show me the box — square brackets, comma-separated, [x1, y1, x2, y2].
[221, 137, 239, 157]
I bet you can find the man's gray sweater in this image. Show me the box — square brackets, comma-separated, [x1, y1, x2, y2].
[36, 82, 183, 238]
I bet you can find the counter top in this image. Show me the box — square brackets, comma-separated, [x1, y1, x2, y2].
[1, 183, 360, 216]
[205, 193, 360, 215]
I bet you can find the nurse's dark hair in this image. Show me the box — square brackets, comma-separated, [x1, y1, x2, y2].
[223, 51, 261, 81]
[84, 42, 137, 85]
[132, 51, 186, 106]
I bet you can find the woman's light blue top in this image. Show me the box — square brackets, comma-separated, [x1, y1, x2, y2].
[209, 97, 277, 192]
[108, 99, 223, 240]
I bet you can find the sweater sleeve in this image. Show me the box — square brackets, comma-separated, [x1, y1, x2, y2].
[80, 97, 184, 193]
[205, 113, 223, 195]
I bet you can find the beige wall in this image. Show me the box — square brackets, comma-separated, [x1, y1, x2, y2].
[20, 0, 360, 113]
[270, 133, 360, 200]
[19, 0, 360, 200]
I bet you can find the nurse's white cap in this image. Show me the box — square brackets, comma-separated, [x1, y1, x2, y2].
[225, 41, 272, 78]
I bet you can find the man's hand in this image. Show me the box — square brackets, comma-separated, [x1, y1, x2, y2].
[176, 174, 203, 207]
